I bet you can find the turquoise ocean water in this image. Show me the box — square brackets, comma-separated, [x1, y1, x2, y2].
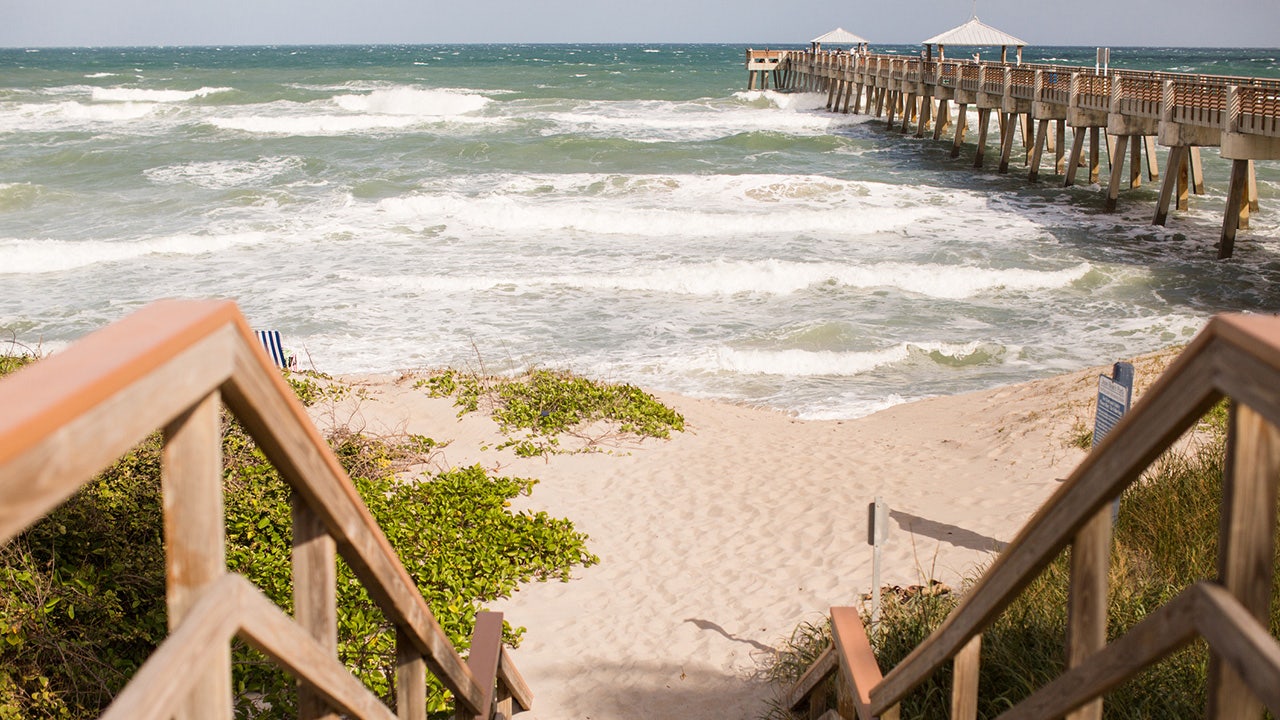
[1, 44, 1278, 418]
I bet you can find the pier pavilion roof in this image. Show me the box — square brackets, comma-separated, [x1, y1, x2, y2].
[811, 27, 869, 45]
[922, 17, 1026, 47]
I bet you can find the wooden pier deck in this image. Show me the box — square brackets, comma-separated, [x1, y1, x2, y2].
[746, 49, 1280, 258]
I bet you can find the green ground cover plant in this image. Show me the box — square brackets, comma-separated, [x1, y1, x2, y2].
[0, 357, 598, 718]
[767, 403, 1276, 719]
[417, 367, 685, 457]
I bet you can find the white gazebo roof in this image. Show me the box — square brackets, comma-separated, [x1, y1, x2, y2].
[811, 27, 870, 45]
[922, 17, 1026, 46]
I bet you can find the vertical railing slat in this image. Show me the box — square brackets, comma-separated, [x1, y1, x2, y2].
[1065, 510, 1112, 720]
[294, 494, 340, 719]
[1207, 403, 1280, 718]
[162, 391, 233, 720]
[397, 627, 428, 720]
[950, 634, 982, 720]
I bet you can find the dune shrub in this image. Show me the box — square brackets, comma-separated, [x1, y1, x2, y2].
[0, 357, 597, 718]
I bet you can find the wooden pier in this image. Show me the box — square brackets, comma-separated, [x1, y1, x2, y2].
[746, 49, 1280, 258]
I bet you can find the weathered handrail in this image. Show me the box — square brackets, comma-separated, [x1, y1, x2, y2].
[0, 299, 531, 719]
[788, 313, 1280, 718]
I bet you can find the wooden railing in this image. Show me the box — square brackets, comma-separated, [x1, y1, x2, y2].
[787, 313, 1280, 719]
[771, 50, 1280, 138]
[0, 299, 531, 720]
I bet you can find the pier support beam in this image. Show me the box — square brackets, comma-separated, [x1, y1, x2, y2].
[951, 103, 969, 158]
[933, 98, 950, 140]
[974, 108, 992, 168]
[1105, 135, 1130, 212]
[1153, 145, 1188, 226]
[1220, 158, 1251, 259]
[998, 112, 1018, 174]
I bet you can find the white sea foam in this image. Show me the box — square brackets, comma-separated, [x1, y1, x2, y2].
[92, 86, 232, 103]
[144, 157, 304, 189]
[211, 113, 421, 134]
[332, 87, 490, 116]
[705, 340, 1007, 377]
[366, 259, 1091, 299]
[0, 233, 269, 274]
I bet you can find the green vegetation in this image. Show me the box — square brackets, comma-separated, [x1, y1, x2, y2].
[417, 367, 685, 457]
[768, 403, 1275, 719]
[0, 357, 598, 718]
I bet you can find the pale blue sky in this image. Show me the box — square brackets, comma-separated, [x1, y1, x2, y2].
[2, 0, 1277, 48]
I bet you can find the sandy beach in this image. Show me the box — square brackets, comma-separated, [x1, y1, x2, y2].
[316, 348, 1179, 719]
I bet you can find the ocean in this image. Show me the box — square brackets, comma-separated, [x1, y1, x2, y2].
[1, 44, 1278, 418]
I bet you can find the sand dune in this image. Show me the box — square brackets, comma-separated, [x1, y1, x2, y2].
[324, 347, 1178, 719]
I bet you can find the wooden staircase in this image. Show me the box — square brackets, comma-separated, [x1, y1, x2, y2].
[788, 314, 1280, 719]
[0, 299, 529, 719]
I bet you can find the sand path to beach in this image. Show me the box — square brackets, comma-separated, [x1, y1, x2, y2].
[321, 349, 1176, 719]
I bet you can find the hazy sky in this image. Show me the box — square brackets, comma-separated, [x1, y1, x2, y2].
[3, 0, 1278, 48]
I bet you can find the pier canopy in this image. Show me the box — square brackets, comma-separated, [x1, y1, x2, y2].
[922, 16, 1026, 63]
[811, 27, 869, 53]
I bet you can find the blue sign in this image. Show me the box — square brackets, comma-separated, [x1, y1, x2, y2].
[1093, 362, 1134, 447]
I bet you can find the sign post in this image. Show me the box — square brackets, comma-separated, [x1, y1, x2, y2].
[868, 496, 888, 628]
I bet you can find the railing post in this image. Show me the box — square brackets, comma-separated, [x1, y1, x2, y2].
[293, 494, 339, 719]
[162, 391, 232, 720]
[455, 612, 504, 720]
[1065, 510, 1112, 720]
[397, 627, 428, 720]
[950, 634, 982, 720]
[1207, 403, 1280, 718]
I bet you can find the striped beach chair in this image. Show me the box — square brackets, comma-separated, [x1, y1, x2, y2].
[254, 330, 295, 370]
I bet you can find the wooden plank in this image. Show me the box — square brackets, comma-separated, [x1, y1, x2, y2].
[294, 495, 340, 720]
[0, 315, 236, 545]
[236, 577, 399, 720]
[455, 612, 503, 720]
[950, 634, 981, 720]
[498, 647, 533, 713]
[869, 317, 1247, 715]
[1207, 404, 1280, 719]
[0, 299, 238, 470]
[220, 338, 489, 715]
[830, 606, 882, 720]
[162, 391, 232, 720]
[397, 628, 427, 720]
[787, 645, 838, 711]
[100, 575, 245, 720]
[1064, 509, 1111, 720]
[1196, 583, 1280, 715]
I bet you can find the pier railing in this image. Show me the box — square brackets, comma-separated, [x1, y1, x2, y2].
[786, 313, 1280, 719]
[769, 49, 1280, 139]
[0, 299, 531, 720]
